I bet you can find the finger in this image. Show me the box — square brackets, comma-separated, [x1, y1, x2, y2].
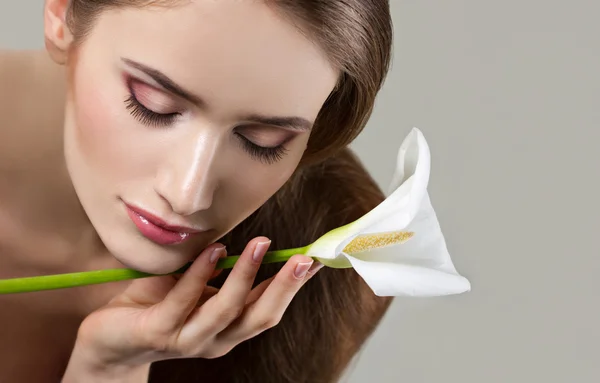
[306, 261, 325, 277]
[216, 237, 270, 305]
[196, 286, 220, 306]
[117, 274, 178, 306]
[187, 237, 270, 334]
[157, 243, 225, 328]
[244, 276, 275, 306]
[248, 259, 323, 306]
[217, 255, 319, 343]
[244, 261, 323, 306]
[243, 259, 323, 308]
[209, 250, 228, 280]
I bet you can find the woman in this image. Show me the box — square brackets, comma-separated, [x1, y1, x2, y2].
[0, 0, 393, 381]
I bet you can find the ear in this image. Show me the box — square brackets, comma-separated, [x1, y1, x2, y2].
[44, 0, 74, 65]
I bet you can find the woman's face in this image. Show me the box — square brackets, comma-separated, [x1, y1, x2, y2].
[56, 1, 338, 273]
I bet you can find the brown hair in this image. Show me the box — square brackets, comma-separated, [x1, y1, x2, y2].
[151, 148, 393, 383]
[66, 0, 393, 164]
[66, 1, 394, 381]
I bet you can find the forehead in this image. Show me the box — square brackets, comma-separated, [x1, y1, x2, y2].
[83, 0, 339, 119]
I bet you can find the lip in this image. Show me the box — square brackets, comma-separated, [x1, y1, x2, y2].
[124, 203, 202, 245]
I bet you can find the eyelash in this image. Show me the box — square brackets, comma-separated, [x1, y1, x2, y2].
[235, 133, 288, 165]
[124, 92, 180, 128]
[124, 87, 288, 164]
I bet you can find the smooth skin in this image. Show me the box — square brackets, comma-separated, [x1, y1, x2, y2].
[0, 0, 334, 381]
[64, 239, 321, 380]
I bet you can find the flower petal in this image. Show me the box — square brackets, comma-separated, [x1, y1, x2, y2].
[352, 128, 431, 235]
[307, 224, 357, 267]
[342, 192, 471, 297]
[387, 127, 430, 195]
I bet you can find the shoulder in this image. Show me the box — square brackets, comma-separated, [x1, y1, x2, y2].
[0, 49, 67, 129]
[0, 50, 66, 171]
[0, 50, 30, 126]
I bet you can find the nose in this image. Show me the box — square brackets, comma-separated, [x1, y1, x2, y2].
[154, 134, 220, 217]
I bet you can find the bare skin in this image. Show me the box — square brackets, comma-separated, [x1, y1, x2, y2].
[0, 1, 336, 380]
[0, 50, 126, 382]
[0, 50, 322, 382]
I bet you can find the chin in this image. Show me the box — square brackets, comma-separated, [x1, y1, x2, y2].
[101, 231, 197, 275]
[114, 251, 191, 275]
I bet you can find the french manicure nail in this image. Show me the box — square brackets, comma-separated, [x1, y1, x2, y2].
[210, 246, 225, 263]
[294, 261, 314, 279]
[253, 240, 271, 262]
[307, 262, 324, 275]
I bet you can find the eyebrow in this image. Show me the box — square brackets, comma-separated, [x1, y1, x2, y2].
[121, 58, 313, 132]
[122, 57, 204, 106]
[241, 115, 313, 132]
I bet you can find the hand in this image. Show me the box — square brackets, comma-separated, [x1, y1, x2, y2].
[64, 237, 323, 377]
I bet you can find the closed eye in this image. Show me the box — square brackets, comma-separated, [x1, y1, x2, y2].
[125, 93, 180, 127]
[235, 132, 288, 164]
[124, 79, 181, 127]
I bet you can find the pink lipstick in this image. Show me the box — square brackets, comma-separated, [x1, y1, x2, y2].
[124, 203, 201, 245]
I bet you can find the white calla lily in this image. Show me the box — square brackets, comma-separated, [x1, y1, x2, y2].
[0, 128, 471, 296]
[305, 128, 471, 297]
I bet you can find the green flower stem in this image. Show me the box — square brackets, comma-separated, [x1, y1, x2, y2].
[0, 245, 310, 295]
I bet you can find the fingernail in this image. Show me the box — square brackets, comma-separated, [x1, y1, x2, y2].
[253, 240, 271, 263]
[294, 261, 314, 279]
[210, 246, 225, 263]
[307, 262, 324, 276]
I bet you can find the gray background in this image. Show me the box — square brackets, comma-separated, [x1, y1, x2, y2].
[2, 1, 599, 382]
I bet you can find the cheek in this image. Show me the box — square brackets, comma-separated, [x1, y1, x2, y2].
[219, 145, 304, 228]
[255, 138, 308, 193]
[69, 73, 153, 183]
[72, 86, 120, 165]
[246, 140, 306, 197]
